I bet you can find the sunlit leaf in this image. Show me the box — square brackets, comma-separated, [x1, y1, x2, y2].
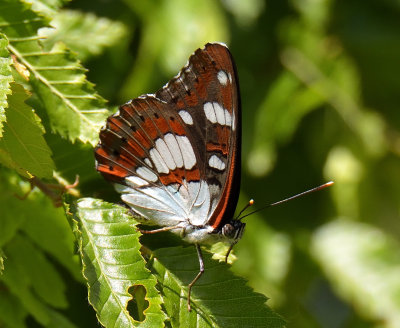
[0, 33, 13, 138]
[71, 198, 165, 328]
[24, 0, 69, 17]
[40, 9, 128, 61]
[312, 220, 400, 328]
[0, 0, 109, 145]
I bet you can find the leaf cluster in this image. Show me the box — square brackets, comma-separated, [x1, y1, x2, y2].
[0, 1, 285, 327]
[2, 0, 400, 327]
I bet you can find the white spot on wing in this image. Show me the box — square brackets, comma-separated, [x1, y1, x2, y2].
[144, 158, 152, 167]
[204, 101, 233, 127]
[155, 138, 176, 170]
[208, 154, 226, 171]
[213, 102, 226, 125]
[136, 167, 158, 182]
[149, 148, 169, 174]
[224, 109, 232, 126]
[126, 175, 149, 187]
[178, 110, 193, 125]
[164, 133, 184, 168]
[204, 102, 217, 124]
[217, 70, 229, 85]
[176, 135, 196, 169]
[232, 111, 236, 131]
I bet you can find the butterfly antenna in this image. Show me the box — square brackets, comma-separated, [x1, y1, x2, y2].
[234, 199, 254, 220]
[238, 181, 334, 221]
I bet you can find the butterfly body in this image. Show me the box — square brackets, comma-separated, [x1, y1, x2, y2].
[95, 43, 243, 310]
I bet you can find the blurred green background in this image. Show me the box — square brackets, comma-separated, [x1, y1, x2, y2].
[66, 0, 400, 327]
[4, 0, 400, 327]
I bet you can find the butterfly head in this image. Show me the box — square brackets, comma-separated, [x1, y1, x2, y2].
[220, 220, 246, 241]
[220, 219, 246, 262]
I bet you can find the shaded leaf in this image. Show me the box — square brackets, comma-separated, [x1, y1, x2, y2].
[151, 246, 286, 328]
[0, 288, 28, 328]
[0, 0, 109, 145]
[0, 169, 30, 247]
[248, 71, 324, 177]
[121, 0, 228, 99]
[0, 83, 54, 178]
[0, 33, 13, 138]
[1, 234, 67, 325]
[21, 192, 81, 281]
[0, 167, 80, 279]
[72, 198, 165, 328]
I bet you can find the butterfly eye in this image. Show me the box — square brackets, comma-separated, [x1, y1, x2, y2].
[221, 223, 234, 238]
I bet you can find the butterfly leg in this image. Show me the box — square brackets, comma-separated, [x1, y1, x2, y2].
[187, 243, 204, 311]
[225, 241, 237, 263]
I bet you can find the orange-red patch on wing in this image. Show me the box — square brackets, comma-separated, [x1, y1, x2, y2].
[168, 118, 186, 135]
[206, 142, 228, 156]
[97, 163, 130, 180]
[132, 130, 151, 150]
[159, 167, 200, 185]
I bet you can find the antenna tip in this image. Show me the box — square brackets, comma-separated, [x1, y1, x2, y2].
[249, 199, 254, 205]
[325, 181, 334, 186]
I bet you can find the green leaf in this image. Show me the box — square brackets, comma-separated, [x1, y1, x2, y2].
[72, 198, 165, 328]
[0, 168, 79, 277]
[312, 220, 400, 327]
[40, 9, 128, 61]
[0, 169, 30, 247]
[0, 248, 5, 274]
[1, 233, 68, 325]
[151, 246, 286, 328]
[0, 0, 109, 146]
[24, 0, 69, 17]
[247, 71, 324, 177]
[121, 0, 228, 99]
[0, 83, 54, 178]
[0, 33, 13, 138]
[20, 190, 81, 281]
[0, 288, 28, 328]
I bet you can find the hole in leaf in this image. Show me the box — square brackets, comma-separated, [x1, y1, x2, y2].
[127, 284, 149, 322]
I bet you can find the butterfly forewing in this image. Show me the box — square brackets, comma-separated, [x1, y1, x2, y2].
[95, 43, 241, 232]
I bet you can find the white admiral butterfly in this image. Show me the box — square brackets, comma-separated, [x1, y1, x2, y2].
[95, 43, 242, 311]
[94, 43, 333, 311]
